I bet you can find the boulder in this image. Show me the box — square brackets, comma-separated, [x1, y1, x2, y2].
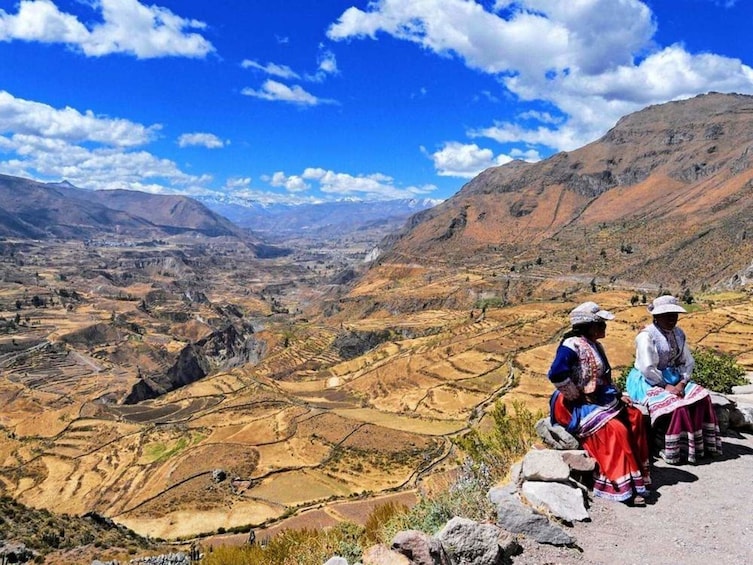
[488, 486, 575, 546]
[520, 450, 571, 483]
[437, 516, 520, 565]
[363, 544, 411, 565]
[391, 529, 450, 565]
[521, 481, 590, 523]
[535, 418, 580, 450]
[560, 450, 596, 473]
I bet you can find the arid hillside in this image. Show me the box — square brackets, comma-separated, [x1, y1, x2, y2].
[379, 92, 753, 295]
[0, 176, 262, 245]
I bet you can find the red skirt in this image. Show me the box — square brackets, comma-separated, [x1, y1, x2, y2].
[553, 395, 651, 502]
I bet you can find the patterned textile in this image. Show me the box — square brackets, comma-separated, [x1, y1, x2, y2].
[662, 397, 723, 464]
[627, 323, 722, 464]
[571, 335, 606, 395]
[643, 380, 710, 423]
[645, 323, 686, 372]
[548, 336, 620, 438]
[552, 393, 650, 502]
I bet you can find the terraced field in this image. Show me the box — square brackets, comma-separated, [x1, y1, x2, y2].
[2, 240, 753, 540]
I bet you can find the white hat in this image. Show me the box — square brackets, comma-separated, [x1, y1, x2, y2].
[569, 301, 615, 326]
[648, 295, 687, 316]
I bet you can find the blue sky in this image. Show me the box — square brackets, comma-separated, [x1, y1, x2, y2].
[1, 0, 752, 204]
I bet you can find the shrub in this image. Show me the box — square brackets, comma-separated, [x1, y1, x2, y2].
[363, 501, 409, 545]
[202, 522, 365, 565]
[453, 400, 543, 481]
[691, 347, 747, 394]
[614, 366, 631, 392]
[616, 347, 746, 395]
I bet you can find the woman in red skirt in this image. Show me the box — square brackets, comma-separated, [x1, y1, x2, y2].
[548, 302, 651, 505]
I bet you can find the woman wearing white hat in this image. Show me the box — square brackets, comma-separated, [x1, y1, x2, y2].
[548, 301, 651, 506]
[626, 295, 722, 464]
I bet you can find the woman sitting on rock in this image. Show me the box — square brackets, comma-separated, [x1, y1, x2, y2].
[626, 295, 722, 464]
[548, 301, 651, 506]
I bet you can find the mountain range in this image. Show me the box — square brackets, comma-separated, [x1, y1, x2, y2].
[0, 174, 441, 255]
[380, 92, 753, 290]
[0, 175, 244, 241]
[194, 195, 442, 241]
[2, 92, 753, 290]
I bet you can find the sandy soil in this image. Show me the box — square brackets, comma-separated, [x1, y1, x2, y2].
[513, 432, 753, 564]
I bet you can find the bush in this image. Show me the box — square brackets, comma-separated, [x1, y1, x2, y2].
[453, 400, 543, 480]
[614, 366, 631, 393]
[616, 348, 746, 395]
[691, 347, 747, 394]
[363, 501, 409, 545]
[202, 522, 364, 565]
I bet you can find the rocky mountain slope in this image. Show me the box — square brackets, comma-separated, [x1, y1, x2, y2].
[380, 92, 753, 291]
[0, 176, 265, 246]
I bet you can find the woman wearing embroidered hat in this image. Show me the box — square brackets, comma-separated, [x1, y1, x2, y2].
[626, 295, 722, 464]
[548, 301, 651, 506]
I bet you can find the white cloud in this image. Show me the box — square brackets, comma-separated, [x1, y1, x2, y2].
[0, 90, 158, 146]
[225, 177, 252, 190]
[0, 0, 214, 59]
[328, 0, 753, 154]
[266, 171, 310, 192]
[261, 168, 436, 200]
[178, 132, 226, 149]
[429, 141, 524, 178]
[241, 59, 300, 80]
[304, 167, 436, 199]
[241, 80, 334, 106]
[0, 132, 210, 191]
[0, 91, 210, 194]
[315, 48, 338, 78]
[260, 168, 435, 199]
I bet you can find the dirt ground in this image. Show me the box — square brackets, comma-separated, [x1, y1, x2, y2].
[513, 432, 753, 565]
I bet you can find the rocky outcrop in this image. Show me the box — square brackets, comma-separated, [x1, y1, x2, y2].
[332, 329, 393, 360]
[123, 323, 265, 403]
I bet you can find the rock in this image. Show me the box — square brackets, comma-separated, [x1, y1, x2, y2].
[488, 486, 575, 546]
[535, 418, 580, 450]
[710, 392, 735, 407]
[362, 544, 411, 565]
[521, 481, 590, 523]
[323, 557, 349, 565]
[729, 404, 753, 431]
[326, 376, 344, 388]
[715, 404, 731, 434]
[731, 384, 753, 395]
[212, 469, 227, 483]
[391, 529, 450, 565]
[509, 462, 523, 487]
[520, 450, 571, 483]
[560, 450, 596, 473]
[437, 516, 520, 565]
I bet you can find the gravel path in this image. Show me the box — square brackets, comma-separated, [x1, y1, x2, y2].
[512, 432, 753, 565]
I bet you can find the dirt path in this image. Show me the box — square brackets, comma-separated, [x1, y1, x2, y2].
[514, 432, 753, 564]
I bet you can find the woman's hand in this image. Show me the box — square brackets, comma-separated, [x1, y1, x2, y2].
[665, 382, 686, 397]
[621, 394, 634, 406]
